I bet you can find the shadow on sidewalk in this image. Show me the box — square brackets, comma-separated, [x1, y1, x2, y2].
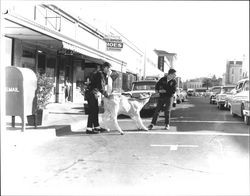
[55, 128, 147, 137]
[5, 123, 84, 137]
[49, 112, 84, 115]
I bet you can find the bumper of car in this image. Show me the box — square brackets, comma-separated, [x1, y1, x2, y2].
[217, 100, 226, 105]
[211, 97, 216, 101]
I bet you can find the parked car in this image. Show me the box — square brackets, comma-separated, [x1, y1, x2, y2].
[187, 89, 194, 96]
[215, 85, 235, 110]
[175, 88, 182, 104]
[209, 86, 223, 104]
[227, 78, 248, 110]
[229, 78, 249, 125]
[175, 88, 187, 103]
[180, 89, 187, 101]
[224, 88, 237, 109]
[195, 88, 207, 96]
[124, 80, 177, 113]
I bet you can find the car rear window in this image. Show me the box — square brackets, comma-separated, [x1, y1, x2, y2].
[211, 88, 221, 93]
[222, 87, 235, 93]
[132, 82, 156, 91]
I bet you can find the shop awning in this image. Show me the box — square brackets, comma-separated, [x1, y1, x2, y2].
[3, 10, 127, 72]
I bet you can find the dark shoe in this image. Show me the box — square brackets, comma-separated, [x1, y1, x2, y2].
[164, 124, 170, 130]
[148, 124, 154, 130]
[98, 127, 108, 132]
[86, 129, 100, 134]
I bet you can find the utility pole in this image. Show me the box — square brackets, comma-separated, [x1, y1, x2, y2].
[143, 48, 147, 80]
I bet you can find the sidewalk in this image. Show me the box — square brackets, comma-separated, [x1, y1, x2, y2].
[5, 101, 89, 138]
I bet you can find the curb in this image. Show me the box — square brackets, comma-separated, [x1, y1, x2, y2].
[55, 114, 107, 136]
[55, 119, 86, 136]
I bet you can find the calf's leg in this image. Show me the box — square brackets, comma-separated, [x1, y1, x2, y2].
[103, 104, 124, 135]
[112, 117, 124, 135]
[132, 114, 148, 131]
[101, 111, 111, 132]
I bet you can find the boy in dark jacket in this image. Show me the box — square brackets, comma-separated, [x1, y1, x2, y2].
[85, 62, 110, 134]
[148, 68, 177, 130]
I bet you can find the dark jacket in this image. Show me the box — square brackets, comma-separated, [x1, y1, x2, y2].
[88, 70, 107, 95]
[155, 76, 177, 97]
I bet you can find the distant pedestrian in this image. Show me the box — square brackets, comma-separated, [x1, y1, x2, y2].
[85, 62, 110, 134]
[148, 68, 177, 130]
[65, 78, 72, 102]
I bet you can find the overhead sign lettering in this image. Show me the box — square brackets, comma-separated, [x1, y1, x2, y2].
[104, 35, 123, 51]
[106, 42, 123, 49]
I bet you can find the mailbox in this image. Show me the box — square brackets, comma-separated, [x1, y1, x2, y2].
[6, 66, 37, 131]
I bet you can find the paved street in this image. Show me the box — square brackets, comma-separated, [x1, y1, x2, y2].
[2, 96, 249, 195]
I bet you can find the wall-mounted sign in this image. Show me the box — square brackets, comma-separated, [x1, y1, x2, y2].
[57, 49, 74, 55]
[104, 35, 123, 51]
[158, 56, 164, 72]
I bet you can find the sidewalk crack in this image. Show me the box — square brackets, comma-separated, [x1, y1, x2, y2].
[161, 162, 221, 174]
[43, 159, 84, 183]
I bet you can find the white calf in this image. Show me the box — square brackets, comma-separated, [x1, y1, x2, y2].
[102, 93, 150, 135]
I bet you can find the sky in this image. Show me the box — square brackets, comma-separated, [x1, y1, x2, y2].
[57, 1, 249, 81]
[2, 1, 249, 81]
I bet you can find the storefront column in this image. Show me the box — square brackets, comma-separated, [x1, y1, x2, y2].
[55, 53, 60, 103]
[58, 55, 66, 103]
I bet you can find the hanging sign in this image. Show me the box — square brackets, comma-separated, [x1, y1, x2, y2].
[158, 56, 164, 72]
[104, 35, 123, 51]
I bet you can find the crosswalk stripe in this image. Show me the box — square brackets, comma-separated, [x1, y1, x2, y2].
[171, 120, 242, 123]
[150, 144, 199, 150]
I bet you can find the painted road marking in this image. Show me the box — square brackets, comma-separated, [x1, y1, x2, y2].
[119, 119, 243, 124]
[150, 144, 199, 151]
[125, 131, 250, 137]
[171, 120, 243, 124]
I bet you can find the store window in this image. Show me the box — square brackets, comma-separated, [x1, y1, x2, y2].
[38, 53, 46, 74]
[46, 57, 56, 83]
[22, 49, 35, 58]
[21, 48, 36, 72]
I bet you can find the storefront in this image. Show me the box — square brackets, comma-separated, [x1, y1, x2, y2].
[2, 6, 127, 104]
[3, 3, 165, 105]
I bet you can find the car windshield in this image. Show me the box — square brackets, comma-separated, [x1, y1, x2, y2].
[212, 88, 221, 93]
[243, 81, 249, 91]
[222, 87, 235, 93]
[132, 82, 156, 91]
